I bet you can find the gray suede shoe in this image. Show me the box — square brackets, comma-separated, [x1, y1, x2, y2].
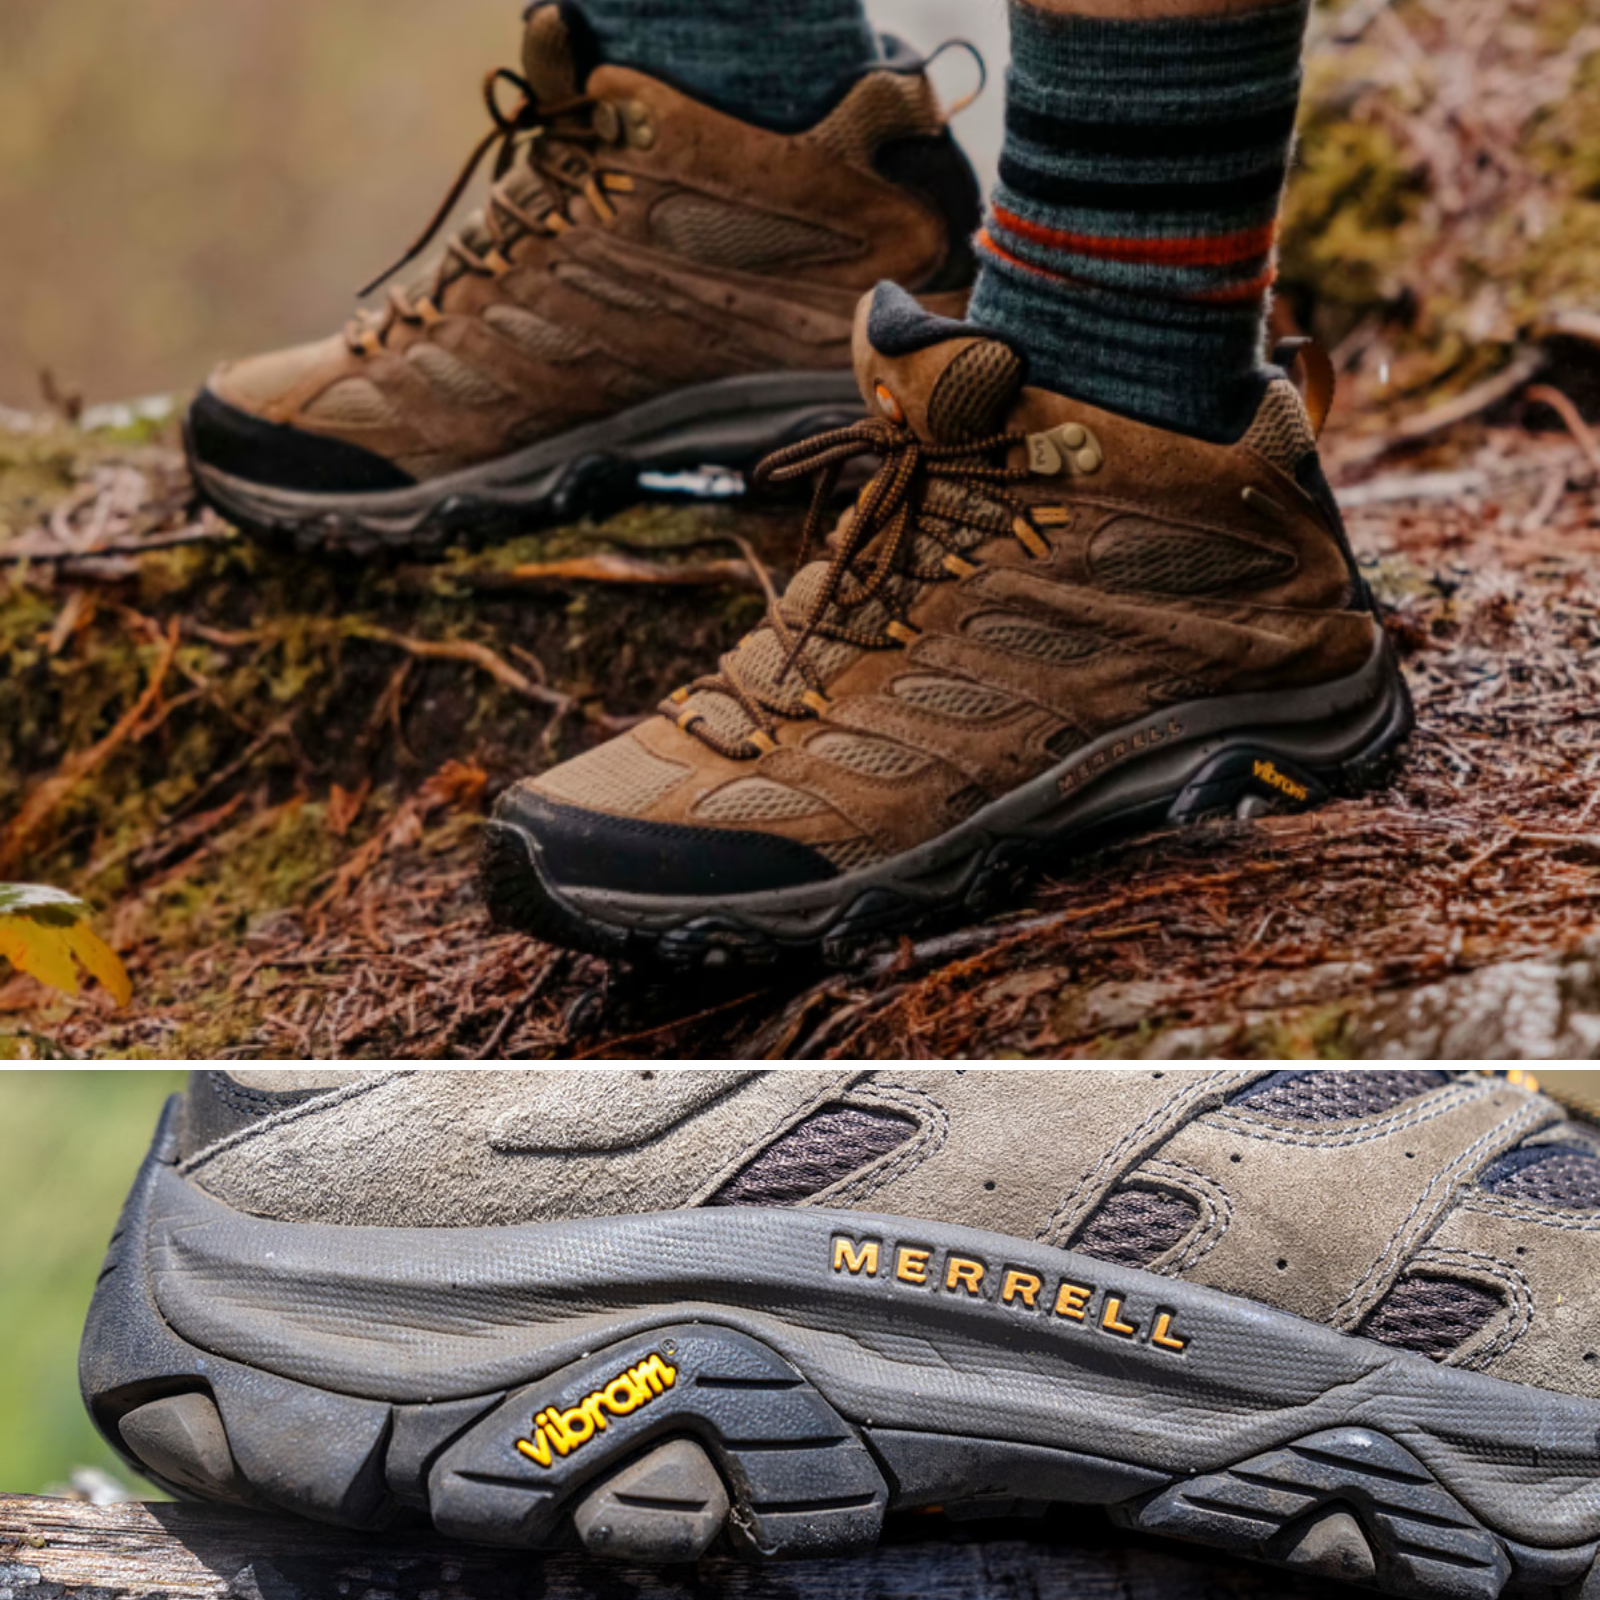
[82, 1069, 1600, 1596]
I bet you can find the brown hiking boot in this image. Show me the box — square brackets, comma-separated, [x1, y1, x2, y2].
[480, 282, 1413, 967]
[183, 6, 979, 557]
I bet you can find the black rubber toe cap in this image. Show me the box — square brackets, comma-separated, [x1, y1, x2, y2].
[493, 787, 839, 899]
[186, 389, 416, 494]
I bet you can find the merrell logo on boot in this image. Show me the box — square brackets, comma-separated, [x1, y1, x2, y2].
[1253, 759, 1309, 803]
[830, 1235, 1189, 1355]
[515, 1352, 678, 1466]
[1060, 719, 1183, 796]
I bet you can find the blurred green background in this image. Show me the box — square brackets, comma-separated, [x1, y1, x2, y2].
[0, 1068, 184, 1494]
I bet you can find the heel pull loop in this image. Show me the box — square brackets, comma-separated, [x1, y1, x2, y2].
[923, 39, 987, 119]
[1272, 336, 1336, 440]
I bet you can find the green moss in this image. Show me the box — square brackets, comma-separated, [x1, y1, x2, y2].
[1281, 4, 1600, 399]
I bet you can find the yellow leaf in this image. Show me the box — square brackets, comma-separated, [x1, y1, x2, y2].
[0, 883, 133, 1006]
[64, 923, 132, 1008]
[0, 919, 81, 996]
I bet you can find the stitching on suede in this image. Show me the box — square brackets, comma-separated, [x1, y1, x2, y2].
[1133, 1155, 1234, 1275]
[1334, 1097, 1555, 1330]
[1043, 1069, 1265, 1248]
[1398, 1246, 1534, 1372]
[817, 1081, 951, 1208]
[203, 1072, 322, 1116]
[1456, 1193, 1600, 1231]
[179, 1071, 409, 1173]
[685, 1070, 867, 1206]
[1210, 1081, 1482, 1148]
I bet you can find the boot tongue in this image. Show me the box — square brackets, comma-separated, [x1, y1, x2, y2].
[853, 281, 1026, 445]
[521, 1, 599, 102]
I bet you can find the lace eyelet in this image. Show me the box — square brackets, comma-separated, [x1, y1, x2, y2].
[1012, 517, 1050, 560]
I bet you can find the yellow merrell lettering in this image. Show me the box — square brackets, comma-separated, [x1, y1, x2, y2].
[827, 1241, 1192, 1356]
[514, 1352, 677, 1467]
[946, 1256, 986, 1295]
[1151, 1311, 1187, 1352]
[833, 1236, 880, 1276]
[1002, 1270, 1043, 1309]
[897, 1246, 930, 1285]
[1252, 759, 1308, 803]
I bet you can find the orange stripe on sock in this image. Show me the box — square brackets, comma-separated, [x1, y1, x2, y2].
[992, 205, 1278, 270]
[977, 228, 1275, 304]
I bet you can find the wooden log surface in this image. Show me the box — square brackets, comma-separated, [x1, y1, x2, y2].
[0, 1494, 1342, 1600]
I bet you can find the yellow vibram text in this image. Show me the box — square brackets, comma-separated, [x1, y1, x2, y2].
[1252, 759, 1308, 803]
[514, 1352, 678, 1467]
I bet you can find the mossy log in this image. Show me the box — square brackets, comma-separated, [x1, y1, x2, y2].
[0, 1492, 1358, 1600]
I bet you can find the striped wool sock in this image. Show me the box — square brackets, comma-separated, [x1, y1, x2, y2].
[969, 0, 1310, 443]
[574, 0, 876, 130]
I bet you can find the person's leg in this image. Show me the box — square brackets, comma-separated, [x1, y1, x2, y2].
[572, 0, 877, 128]
[970, 0, 1309, 442]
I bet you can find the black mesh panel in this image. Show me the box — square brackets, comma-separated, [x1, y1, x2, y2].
[1075, 1186, 1201, 1267]
[1360, 1276, 1503, 1359]
[712, 1106, 917, 1206]
[1232, 1070, 1449, 1121]
[1481, 1143, 1600, 1210]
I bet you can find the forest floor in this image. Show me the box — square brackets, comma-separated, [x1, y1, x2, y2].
[6, 378, 1600, 1059]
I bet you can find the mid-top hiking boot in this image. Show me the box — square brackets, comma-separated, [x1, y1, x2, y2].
[184, 5, 979, 557]
[477, 282, 1413, 968]
[83, 1067, 1600, 1598]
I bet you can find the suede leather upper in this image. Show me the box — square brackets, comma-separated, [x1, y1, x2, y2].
[506, 286, 1378, 887]
[174, 1068, 1600, 1402]
[193, 8, 974, 487]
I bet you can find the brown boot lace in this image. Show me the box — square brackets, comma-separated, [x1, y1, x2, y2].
[344, 67, 625, 353]
[662, 415, 1047, 760]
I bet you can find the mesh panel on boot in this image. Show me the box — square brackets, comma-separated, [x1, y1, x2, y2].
[1482, 1144, 1600, 1209]
[649, 194, 857, 271]
[553, 263, 664, 315]
[1243, 379, 1318, 475]
[679, 690, 759, 751]
[695, 778, 831, 823]
[735, 632, 860, 715]
[817, 836, 884, 872]
[711, 1105, 918, 1205]
[1232, 1070, 1449, 1121]
[926, 343, 1026, 443]
[967, 611, 1102, 664]
[1090, 520, 1297, 596]
[809, 732, 929, 779]
[1360, 1276, 1504, 1359]
[301, 378, 402, 427]
[406, 344, 509, 405]
[483, 304, 592, 363]
[534, 736, 688, 814]
[1076, 1187, 1201, 1267]
[892, 676, 1013, 719]
[924, 480, 1012, 535]
[804, 71, 943, 168]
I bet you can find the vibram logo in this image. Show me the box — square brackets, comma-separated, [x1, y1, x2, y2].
[1252, 759, 1309, 803]
[514, 1352, 677, 1467]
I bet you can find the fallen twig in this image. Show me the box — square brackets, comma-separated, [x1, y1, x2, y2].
[0, 618, 180, 876]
